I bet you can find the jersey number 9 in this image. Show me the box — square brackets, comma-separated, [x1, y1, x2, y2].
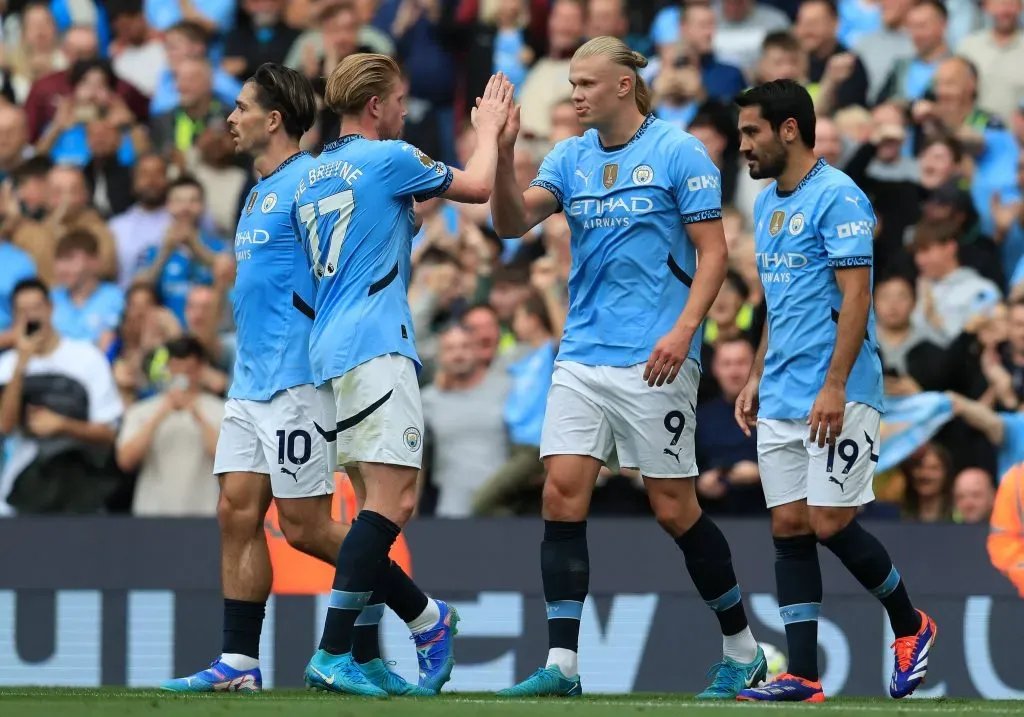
[298, 189, 355, 279]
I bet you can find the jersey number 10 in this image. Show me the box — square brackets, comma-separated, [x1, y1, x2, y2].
[298, 189, 355, 279]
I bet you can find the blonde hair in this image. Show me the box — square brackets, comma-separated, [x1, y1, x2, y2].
[324, 53, 401, 116]
[572, 37, 652, 115]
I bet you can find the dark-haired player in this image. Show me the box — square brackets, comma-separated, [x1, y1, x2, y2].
[734, 79, 936, 702]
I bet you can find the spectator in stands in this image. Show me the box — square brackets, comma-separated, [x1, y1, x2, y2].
[518, 0, 585, 140]
[796, 0, 869, 111]
[35, 59, 142, 170]
[108, 0, 167, 97]
[695, 337, 764, 515]
[51, 229, 124, 349]
[150, 57, 229, 166]
[875, 274, 948, 393]
[0, 184, 37, 352]
[193, 127, 250, 238]
[144, 0, 236, 35]
[752, 30, 805, 83]
[714, 0, 790, 72]
[0, 106, 31, 182]
[109, 153, 171, 289]
[487, 263, 534, 358]
[813, 116, 843, 166]
[10, 164, 118, 283]
[878, 0, 949, 104]
[472, 291, 555, 515]
[548, 97, 582, 143]
[285, 0, 395, 75]
[910, 219, 1002, 348]
[901, 442, 954, 522]
[117, 335, 223, 516]
[854, 0, 915, 105]
[136, 176, 224, 326]
[651, 4, 745, 104]
[5, 2, 66, 103]
[182, 284, 231, 395]
[151, 21, 242, 116]
[110, 282, 181, 405]
[222, 0, 300, 81]
[922, 179, 1004, 288]
[23, 25, 149, 142]
[421, 324, 510, 517]
[0, 278, 123, 515]
[953, 467, 995, 523]
[957, 0, 1024, 125]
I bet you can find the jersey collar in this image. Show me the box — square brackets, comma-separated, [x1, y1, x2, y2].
[598, 113, 655, 152]
[776, 157, 827, 198]
[322, 134, 364, 153]
[261, 150, 308, 182]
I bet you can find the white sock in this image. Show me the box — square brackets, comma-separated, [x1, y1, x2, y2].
[545, 648, 578, 678]
[722, 627, 759, 664]
[219, 653, 259, 671]
[406, 598, 442, 635]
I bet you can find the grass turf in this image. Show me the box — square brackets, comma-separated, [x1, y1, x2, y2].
[0, 690, 1021, 717]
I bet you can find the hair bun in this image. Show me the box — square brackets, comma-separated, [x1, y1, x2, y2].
[630, 51, 649, 69]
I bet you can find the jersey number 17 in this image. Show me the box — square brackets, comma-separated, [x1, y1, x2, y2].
[298, 189, 355, 279]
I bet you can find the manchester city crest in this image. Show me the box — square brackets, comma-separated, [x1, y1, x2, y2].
[403, 427, 422, 452]
[632, 164, 654, 185]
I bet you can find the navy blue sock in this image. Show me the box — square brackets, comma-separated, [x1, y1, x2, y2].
[383, 560, 429, 623]
[775, 534, 822, 682]
[675, 514, 749, 636]
[819, 520, 920, 638]
[541, 520, 589, 652]
[222, 599, 265, 660]
[319, 510, 399, 655]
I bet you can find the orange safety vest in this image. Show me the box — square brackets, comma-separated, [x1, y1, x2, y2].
[264, 472, 413, 594]
[988, 463, 1024, 597]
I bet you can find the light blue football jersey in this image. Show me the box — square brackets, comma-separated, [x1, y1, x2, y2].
[293, 134, 453, 385]
[754, 158, 884, 419]
[529, 115, 721, 368]
[229, 151, 318, 401]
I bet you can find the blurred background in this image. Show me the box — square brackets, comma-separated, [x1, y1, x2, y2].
[0, 0, 1023, 599]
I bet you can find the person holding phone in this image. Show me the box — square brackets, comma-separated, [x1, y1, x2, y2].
[0, 278, 123, 514]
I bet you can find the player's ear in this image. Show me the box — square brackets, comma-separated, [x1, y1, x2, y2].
[780, 117, 798, 143]
[267, 109, 283, 134]
[618, 73, 632, 100]
[367, 95, 383, 120]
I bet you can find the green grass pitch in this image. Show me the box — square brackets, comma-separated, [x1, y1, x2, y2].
[0, 690, 1021, 717]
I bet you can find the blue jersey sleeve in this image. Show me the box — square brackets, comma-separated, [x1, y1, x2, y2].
[817, 185, 875, 269]
[671, 136, 723, 224]
[385, 142, 454, 202]
[529, 139, 570, 212]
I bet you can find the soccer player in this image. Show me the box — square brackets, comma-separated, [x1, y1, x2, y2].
[489, 36, 766, 699]
[161, 64, 441, 696]
[294, 55, 513, 697]
[733, 79, 936, 702]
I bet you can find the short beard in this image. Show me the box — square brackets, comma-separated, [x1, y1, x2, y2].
[748, 140, 788, 180]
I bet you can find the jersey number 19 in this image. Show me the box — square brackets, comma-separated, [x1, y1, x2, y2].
[298, 189, 354, 279]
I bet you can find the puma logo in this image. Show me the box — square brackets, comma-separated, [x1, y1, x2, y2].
[280, 466, 299, 481]
[663, 447, 681, 463]
[829, 474, 848, 492]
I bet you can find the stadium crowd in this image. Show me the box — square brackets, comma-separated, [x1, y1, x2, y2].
[1, 0, 1024, 527]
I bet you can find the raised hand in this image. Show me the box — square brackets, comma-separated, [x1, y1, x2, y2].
[472, 73, 514, 139]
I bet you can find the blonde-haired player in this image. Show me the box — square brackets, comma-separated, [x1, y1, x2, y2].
[296, 54, 513, 696]
[491, 37, 767, 698]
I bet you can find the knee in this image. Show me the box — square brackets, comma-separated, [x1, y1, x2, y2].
[391, 489, 418, 527]
[771, 503, 812, 538]
[810, 508, 855, 542]
[542, 473, 586, 522]
[279, 517, 319, 556]
[649, 487, 701, 536]
[217, 490, 263, 538]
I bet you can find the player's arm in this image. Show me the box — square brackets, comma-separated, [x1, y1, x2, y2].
[647, 137, 727, 386]
[828, 266, 872, 388]
[491, 106, 560, 237]
[809, 187, 876, 445]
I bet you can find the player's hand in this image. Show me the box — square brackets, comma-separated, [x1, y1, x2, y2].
[643, 326, 691, 387]
[471, 73, 514, 139]
[734, 376, 759, 437]
[26, 406, 66, 437]
[808, 382, 846, 448]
